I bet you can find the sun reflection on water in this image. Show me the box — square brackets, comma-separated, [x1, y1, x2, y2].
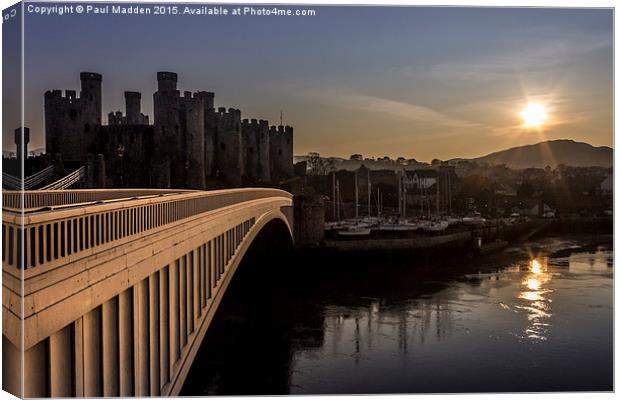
[517, 258, 553, 341]
[531, 258, 542, 272]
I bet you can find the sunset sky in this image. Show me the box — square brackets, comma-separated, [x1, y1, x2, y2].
[3, 5, 613, 161]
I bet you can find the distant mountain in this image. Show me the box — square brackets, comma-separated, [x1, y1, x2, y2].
[467, 140, 613, 169]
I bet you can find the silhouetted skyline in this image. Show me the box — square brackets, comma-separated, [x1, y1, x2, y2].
[3, 5, 613, 161]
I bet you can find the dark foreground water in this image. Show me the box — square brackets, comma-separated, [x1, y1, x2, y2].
[181, 235, 613, 394]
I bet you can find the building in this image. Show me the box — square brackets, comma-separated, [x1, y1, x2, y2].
[402, 169, 437, 191]
[600, 174, 613, 196]
[44, 72, 294, 189]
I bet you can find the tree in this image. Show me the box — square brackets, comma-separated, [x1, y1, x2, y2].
[349, 154, 363, 161]
[517, 181, 535, 198]
[307, 152, 334, 176]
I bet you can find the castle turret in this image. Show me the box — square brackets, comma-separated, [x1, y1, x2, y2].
[153, 72, 181, 187]
[258, 120, 271, 182]
[108, 111, 123, 125]
[215, 108, 243, 186]
[125, 91, 141, 124]
[44, 72, 102, 162]
[157, 71, 178, 92]
[181, 93, 206, 189]
[107, 92, 149, 126]
[269, 125, 294, 182]
[241, 118, 271, 183]
[80, 72, 102, 125]
[195, 91, 216, 177]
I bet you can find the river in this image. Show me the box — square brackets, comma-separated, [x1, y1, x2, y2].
[181, 235, 613, 394]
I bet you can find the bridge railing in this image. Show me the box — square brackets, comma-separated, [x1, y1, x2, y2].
[2, 165, 55, 190]
[2, 188, 194, 210]
[40, 166, 86, 190]
[2, 188, 292, 273]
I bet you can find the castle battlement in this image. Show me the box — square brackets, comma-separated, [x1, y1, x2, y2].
[80, 72, 102, 82]
[45, 71, 293, 188]
[194, 91, 215, 109]
[44, 89, 82, 102]
[107, 90, 149, 126]
[215, 107, 241, 119]
[178, 91, 213, 103]
[242, 118, 270, 127]
[269, 125, 294, 136]
[44, 71, 102, 162]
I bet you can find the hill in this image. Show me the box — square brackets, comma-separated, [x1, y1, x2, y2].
[468, 139, 612, 169]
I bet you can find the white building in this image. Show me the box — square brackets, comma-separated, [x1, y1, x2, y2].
[600, 174, 613, 195]
[402, 169, 437, 191]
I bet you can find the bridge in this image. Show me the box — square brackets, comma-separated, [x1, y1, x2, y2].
[3, 164, 87, 191]
[2, 188, 293, 397]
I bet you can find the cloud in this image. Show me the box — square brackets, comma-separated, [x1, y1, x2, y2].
[311, 88, 482, 130]
[393, 32, 612, 83]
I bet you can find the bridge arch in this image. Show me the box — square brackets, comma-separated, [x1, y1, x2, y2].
[2, 188, 293, 397]
[167, 206, 294, 395]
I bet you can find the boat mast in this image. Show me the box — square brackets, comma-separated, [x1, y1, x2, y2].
[376, 187, 381, 219]
[448, 173, 452, 215]
[332, 172, 336, 220]
[355, 170, 359, 219]
[398, 172, 402, 217]
[367, 170, 371, 217]
[336, 179, 341, 221]
[403, 186, 407, 219]
[436, 171, 440, 217]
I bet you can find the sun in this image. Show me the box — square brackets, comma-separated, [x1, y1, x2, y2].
[521, 103, 547, 127]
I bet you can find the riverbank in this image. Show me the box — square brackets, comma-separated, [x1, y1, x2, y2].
[300, 216, 611, 258]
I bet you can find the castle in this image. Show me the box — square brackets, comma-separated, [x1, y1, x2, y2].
[44, 72, 294, 189]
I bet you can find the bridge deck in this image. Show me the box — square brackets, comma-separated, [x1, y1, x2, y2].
[2, 188, 291, 272]
[3, 188, 195, 210]
[2, 188, 293, 397]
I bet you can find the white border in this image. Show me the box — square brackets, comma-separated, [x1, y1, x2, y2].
[0, 1, 616, 400]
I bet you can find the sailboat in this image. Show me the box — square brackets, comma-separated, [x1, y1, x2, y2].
[337, 223, 372, 237]
[423, 220, 450, 233]
[337, 172, 372, 237]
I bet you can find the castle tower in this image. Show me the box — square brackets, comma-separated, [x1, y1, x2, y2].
[241, 119, 259, 182]
[152, 72, 181, 188]
[44, 72, 102, 162]
[257, 120, 271, 183]
[269, 125, 294, 182]
[107, 92, 149, 125]
[124, 91, 141, 124]
[215, 107, 243, 186]
[241, 118, 271, 183]
[181, 92, 206, 189]
[195, 91, 216, 178]
[157, 71, 178, 93]
[79, 72, 102, 125]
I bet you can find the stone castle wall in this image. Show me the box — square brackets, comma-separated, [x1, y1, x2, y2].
[44, 71, 294, 189]
[44, 72, 102, 162]
[269, 125, 294, 182]
[241, 118, 271, 184]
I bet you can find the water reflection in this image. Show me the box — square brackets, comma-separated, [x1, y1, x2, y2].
[569, 249, 610, 273]
[182, 238, 613, 394]
[517, 258, 553, 341]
